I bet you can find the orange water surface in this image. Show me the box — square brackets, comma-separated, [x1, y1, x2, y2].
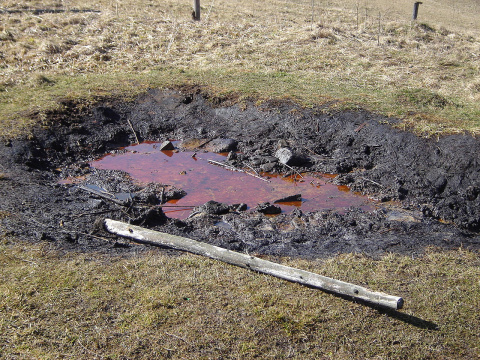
[92, 142, 373, 219]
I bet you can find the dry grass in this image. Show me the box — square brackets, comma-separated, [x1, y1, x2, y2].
[0, 240, 479, 359]
[1, 2, 480, 358]
[0, 0, 479, 136]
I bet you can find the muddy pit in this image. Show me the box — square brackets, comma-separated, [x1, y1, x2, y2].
[1, 88, 480, 258]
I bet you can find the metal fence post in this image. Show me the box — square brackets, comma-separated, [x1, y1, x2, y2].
[412, 1, 422, 21]
[193, 0, 200, 20]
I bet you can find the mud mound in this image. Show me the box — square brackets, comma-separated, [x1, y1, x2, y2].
[1, 89, 479, 258]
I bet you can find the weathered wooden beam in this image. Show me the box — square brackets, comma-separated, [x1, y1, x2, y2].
[104, 219, 404, 310]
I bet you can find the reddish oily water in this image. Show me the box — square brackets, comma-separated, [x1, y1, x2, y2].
[92, 142, 374, 219]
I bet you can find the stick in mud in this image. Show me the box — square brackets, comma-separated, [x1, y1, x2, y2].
[104, 219, 404, 310]
[207, 159, 271, 182]
[126, 118, 140, 144]
[77, 185, 127, 206]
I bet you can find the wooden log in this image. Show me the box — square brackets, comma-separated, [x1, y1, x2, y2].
[104, 219, 404, 310]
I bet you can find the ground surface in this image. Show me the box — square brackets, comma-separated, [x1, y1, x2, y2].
[1, 89, 479, 258]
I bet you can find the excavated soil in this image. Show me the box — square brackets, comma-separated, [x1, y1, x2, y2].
[1, 88, 479, 258]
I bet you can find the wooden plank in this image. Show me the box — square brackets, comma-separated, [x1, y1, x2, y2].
[104, 219, 404, 310]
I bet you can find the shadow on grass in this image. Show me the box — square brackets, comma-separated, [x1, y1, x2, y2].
[330, 292, 439, 330]
[378, 307, 439, 330]
[105, 229, 439, 331]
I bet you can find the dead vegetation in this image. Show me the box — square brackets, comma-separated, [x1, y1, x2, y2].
[1, 241, 479, 359]
[0, 0, 479, 136]
[1, 1, 480, 358]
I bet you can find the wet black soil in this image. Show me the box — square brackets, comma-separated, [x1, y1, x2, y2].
[1, 88, 479, 258]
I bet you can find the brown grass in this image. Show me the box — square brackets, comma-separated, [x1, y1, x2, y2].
[0, 0, 479, 136]
[1, 2, 480, 358]
[1, 240, 479, 359]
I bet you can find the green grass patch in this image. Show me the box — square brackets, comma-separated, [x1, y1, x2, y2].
[2, 67, 479, 139]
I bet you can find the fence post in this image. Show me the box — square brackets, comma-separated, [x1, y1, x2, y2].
[193, 0, 200, 20]
[412, 1, 422, 21]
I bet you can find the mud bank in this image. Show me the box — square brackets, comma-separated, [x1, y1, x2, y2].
[1, 88, 479, 258]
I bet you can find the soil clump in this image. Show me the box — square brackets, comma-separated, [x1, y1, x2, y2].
[1, 88, 479, 258]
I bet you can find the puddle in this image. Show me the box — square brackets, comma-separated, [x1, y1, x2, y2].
[91, 142, 374, 219]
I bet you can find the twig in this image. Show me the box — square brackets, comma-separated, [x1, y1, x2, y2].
[165, 332, 189, 343]
[160, 186, 165, 205]
[77, 185, 126, 206]
[204, 0, 215, 22]
[360, 176, 382, 187]
[165, 22, 179, 55]
[207, 159, 270, 182]
[186, 211, 201, 219]
[283, 163, 304, 179]
[301, 145, 319, 156]
[245, 163, 260, 176]
[8, 255, 38, 266]
[354, 122, 367, 132]
[126, 118, 140, 144]
[159, 205, 196, 208]
[74, 209, 117, 218]
[198, 137, 218, 149]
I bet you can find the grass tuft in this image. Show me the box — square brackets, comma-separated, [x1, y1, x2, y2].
[396, 88, 453, 109]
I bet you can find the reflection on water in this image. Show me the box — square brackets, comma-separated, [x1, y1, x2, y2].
[92, 142, 374, 219]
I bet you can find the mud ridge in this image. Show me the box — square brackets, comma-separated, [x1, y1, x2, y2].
[1, 88, 479, 258]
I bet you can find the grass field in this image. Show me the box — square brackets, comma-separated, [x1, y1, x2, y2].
[1, 241, 479, 359]
[0, 0, 479, 137]
[1, 0, 480, 358]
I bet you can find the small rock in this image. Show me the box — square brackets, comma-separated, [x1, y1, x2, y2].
[387, 210, 419, 223]
[275, 147, 294, 165]
[135, 191, 159, 205]
[256, 202, 282, 215]
[434, 176, 447, 194]
[277, 139, 288, 149]
[204, 138, 238, 153]
[263, 156, 278, 163]
[165, 188, 187, 201]
[113, 241, 131, 248]
[63, 233, 77, 243]
[132, 207, 167, 226]
[159, 140, 175, 151]
[227, 151, 237, 161]
[273, 194, 302, 203]
[180, 138, 207, 149]
[465, 186, 479, 201]
[231, 203, 247, 212]
[275, 147, 308, 166]
[261, 162, 276, 172]
[250, 157, 263, 166]
[88, 199, 104, 209]
[200, 200, 231, 215]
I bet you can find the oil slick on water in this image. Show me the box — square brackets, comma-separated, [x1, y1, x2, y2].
[91, 142, 374, 219]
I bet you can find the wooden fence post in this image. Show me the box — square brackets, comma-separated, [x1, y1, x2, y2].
[104, 219, 405, 310]
[193, 0, 200, 20]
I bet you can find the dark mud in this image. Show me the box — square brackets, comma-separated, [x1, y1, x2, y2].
[1, 88, 479, 258]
